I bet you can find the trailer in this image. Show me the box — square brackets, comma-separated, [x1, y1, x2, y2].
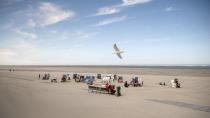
[88, 84, 116, 95]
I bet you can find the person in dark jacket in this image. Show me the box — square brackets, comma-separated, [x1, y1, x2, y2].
[124, 81, 129, 87]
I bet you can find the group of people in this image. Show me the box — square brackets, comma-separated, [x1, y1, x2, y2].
[61, 74, 71, 82]
[39, 73, 50, 80]
[158, 78, 181, 88]
[124, 77, 144, 87]
[38, 73, 181, 88]
[39, 73, 71, 82]
[9, 69, 15, 72]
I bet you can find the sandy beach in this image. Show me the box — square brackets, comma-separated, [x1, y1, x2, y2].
[1, 0, 209, 117]
[0, 66, 210, 118]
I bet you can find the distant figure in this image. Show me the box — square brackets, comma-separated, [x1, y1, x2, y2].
[163, 82, 166, 86]
[42, 73, 50, 80]
[38, 74, 41, 79]
[73, 74, 78, 79]
[9, 69, 11, 72]
[51, 78, 57, 83]
[124, 81, 129, 87]
[171, 78, 181, 88]
[159, 82, 166, 86]
[118, 76, 123, 83]
[113, 74, 117, 81]
[97, 74, 101, 79]
[61, 74, 67, 82]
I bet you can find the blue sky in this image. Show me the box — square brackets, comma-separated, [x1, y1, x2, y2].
[0, 0, 209, 65]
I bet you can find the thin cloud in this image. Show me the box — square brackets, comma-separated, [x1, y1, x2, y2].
[61, 30, 98, 41]
[27, 18, 36, 27]
[0, 0, 24, 7]
[93, 0, 152, 16]
[15, 29, 37, 39]
[95, 16, 127, 27]
[77, 32, 97, 39]
[71, 31, 98, 40]
[95, 6, 120, 16]
[165, 6, 174, 12]
[28, 2, 75, 27]
[121, 0, 152, 6]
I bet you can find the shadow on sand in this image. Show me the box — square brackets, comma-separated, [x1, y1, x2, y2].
[146, 99, 210, 113]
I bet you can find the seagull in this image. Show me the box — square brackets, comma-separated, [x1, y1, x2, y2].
[113, 43, 124, 59]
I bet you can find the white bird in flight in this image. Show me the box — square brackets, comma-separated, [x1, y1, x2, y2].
[113, 43, 124, 59]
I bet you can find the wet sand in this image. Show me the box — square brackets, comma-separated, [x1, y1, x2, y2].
[0, 66, 210, 118]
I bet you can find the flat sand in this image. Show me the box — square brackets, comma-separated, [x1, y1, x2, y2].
[0, 66, 210, 118]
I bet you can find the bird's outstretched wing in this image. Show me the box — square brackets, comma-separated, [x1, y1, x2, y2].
[113, 43, 120, 51]
[117, 53, 122, 59]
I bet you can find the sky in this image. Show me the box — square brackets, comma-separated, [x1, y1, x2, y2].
[0, 0, 209, 65]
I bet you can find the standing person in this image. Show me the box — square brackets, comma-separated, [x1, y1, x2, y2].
[47, 73, 50, 80]
[38, 74, 41, 79]
[124, 81, 129, 87]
